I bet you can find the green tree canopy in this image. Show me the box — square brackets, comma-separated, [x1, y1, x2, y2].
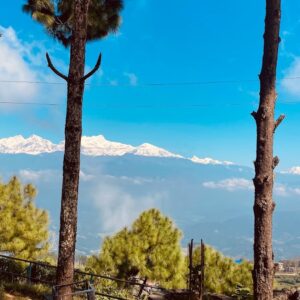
[0, 176, 50, 260]
[23, 0, 123, 46]
[191, 245, 253, 296]
[86, 209, 185, 288]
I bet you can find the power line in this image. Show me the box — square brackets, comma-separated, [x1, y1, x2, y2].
[0, 101, 58, 106]
[88, 103, 246, 109]
[0, 75, 299, 87]
[0, 100, 300, 109]
[0, 80, 64, 85]
[82, 101, 300, 109]
[0, 100, 299, 108]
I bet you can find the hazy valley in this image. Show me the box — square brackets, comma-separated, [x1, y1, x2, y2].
[1, 135, 299, 260]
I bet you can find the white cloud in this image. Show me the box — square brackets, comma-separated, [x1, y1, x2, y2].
[0, 25, 66, 112]
[276, 186, 300, 197]
[292, 188, 300, 195]
[91, 180, 166, 232]
[282, 166, 300, 175]
[119, 176, 155, 185]
[123, 72, 138, 86]
[202, 178, 253, 191]
[281, 57, 300, 96]
[0, 26, 38, 106]
[18, 169, 59, 182]
[202, 177, 300, 197]
[191, 156, 234, 166]
[79, 170, 95, 182]
[274, 184, 289, 197]
[280, 31, 296, 59]
[77, 234, 88, 240]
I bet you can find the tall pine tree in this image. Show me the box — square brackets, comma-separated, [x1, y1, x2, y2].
[23, 1, 123, 296]
[252, 1, 283, 299]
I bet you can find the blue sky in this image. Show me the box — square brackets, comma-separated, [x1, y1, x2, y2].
[1, 0, 300, 168]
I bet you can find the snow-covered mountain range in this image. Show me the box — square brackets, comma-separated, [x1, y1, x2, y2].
[0, 134, 232, 165]
[1, 134, 300, 259]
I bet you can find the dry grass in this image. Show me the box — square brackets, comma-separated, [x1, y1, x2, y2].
[3, 293, 32, 300]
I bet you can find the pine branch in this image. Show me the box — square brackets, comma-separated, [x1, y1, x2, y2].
[46, 53, 68, 81]
[81, 53, 102, 82]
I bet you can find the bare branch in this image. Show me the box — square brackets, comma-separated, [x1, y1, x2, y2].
[81, 53, 102, 82]
[46, 53, 68, 81]
[272, 156, 279, 169]
[274, 114, 285, 132]
[251, 111, 257, 120]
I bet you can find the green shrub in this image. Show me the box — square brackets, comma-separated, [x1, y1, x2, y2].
[3, 281, 51, 299]
[190, 245, 253, 296]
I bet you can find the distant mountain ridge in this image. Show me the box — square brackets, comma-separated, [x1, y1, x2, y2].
[0, 139, 299, 259]
[0, 134, 232, 165]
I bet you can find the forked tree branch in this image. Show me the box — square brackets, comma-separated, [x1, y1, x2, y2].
[81, 53, 102, 82]
[46, 52, 68, 81]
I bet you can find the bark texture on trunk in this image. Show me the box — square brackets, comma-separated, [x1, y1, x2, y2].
[56, 0, 90, 298]
[253, 1, 282, 300]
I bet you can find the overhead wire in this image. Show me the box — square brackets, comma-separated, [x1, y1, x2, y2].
[0, 101, 58, 106]
[0, 75, 299, 87]
[0, 100, 299, 108]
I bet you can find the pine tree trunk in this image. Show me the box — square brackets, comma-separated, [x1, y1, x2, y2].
[253, 1, 281, 300]
[56, 0, 90, 298]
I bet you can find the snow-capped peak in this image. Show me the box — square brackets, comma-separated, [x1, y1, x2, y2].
[131, 143, 183, 158]
[190, 155, 234, 166]
[0, 135, 58, 154]
[80, 135, 135, 156]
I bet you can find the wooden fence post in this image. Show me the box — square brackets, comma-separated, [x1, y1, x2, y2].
[188, 239, 194, 291]
[137, 277, 148, 299]
[200, 240, 205, 300]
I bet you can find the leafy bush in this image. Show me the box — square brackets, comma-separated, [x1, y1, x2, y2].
[86, 209, 185, 289]
[0, 257, 24, 281]
[3, 282, 50, 299]
[191, 245, 253, 296]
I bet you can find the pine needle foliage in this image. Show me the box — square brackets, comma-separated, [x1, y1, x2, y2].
[86, 209, 185, 289]
[192, 245, 253, 296]
[23, 0, 123, 46]
[0, 176, 50, 260]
